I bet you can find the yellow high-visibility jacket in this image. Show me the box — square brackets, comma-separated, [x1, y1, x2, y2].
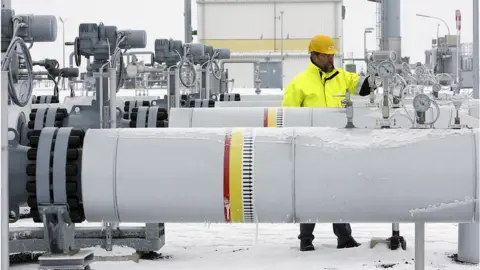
[282, 62, 370, 108]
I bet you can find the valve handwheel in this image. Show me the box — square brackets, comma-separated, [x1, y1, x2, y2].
[74, 37, 81, 67]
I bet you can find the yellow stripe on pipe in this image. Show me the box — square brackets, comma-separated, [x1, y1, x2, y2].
[267, 108, 277, 127]
[229, 128, 244, 222]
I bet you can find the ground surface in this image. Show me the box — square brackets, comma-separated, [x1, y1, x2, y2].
[9, 222, 478, 270]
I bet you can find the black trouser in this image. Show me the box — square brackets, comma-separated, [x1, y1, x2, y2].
[298, 223, 352, 242]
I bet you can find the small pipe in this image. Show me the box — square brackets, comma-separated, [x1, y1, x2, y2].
[69, 52, 75, 68]
[108, 68, 117, 128]
[98, 61, 110, 129]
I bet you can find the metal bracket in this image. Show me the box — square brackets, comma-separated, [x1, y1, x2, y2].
[39, 204, 75, 254]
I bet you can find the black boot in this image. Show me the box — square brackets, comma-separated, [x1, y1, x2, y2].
[337, 236, 360, 249]
[300, 239, 315, 251]
[298, 223, 315, 251]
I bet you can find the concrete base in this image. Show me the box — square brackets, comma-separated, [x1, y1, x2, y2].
[38, 249, 94, 270]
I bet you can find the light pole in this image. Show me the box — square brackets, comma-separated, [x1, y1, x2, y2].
[416, 14, 451, 74]
[58, 16, 66, 89]
[416, 14, 451, 36]
[364, 27, 375, 61]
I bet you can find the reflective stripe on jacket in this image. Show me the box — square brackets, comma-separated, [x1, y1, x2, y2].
[281, 62, 369, 108]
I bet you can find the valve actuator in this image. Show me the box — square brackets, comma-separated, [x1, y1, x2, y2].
[154, 38, 183, 67]
[1, 9, 57, 52]
[214, 48, 231, 60]
[74, 23, 147, 65]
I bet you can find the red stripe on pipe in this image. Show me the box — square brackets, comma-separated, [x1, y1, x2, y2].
[263, 108, 268, 127]
[223, 133, 232, 222]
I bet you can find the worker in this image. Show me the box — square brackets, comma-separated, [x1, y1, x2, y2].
[281, 34, 373, 252]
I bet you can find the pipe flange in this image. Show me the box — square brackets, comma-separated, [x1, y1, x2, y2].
[25, 127, 86, 223]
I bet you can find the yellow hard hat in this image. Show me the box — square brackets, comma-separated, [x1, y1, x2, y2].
[308, 35, 338, 55]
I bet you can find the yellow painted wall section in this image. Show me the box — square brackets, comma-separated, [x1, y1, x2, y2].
[200, 38, 341, 53]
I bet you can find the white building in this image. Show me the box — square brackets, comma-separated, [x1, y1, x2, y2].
[196, 0, 345, 89]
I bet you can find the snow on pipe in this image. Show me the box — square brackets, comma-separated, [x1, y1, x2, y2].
[168, 107, 480, 129]
[81, 127, 478, 224]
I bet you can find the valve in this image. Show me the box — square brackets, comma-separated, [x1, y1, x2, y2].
[376, 60, 396, 128]
[1, 9, 58, 106]
[254, 64, 261, 95]
[449, 95, 469, 129]
[333, 89, 355, 128]
[32, 59, 79, 97]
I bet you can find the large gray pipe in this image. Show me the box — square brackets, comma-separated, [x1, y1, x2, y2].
[380, 0, 401, 61]
[82, 127, 478, 224]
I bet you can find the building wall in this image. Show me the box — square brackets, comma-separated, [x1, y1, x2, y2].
[197, 0, 342, 52]
[222, 52, 309, 89]
[197, 0, 344, 88]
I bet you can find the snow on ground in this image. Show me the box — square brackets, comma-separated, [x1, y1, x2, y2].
[10, 222, 478, 270]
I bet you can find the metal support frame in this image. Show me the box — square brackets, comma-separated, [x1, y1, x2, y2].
[415, 223, 425, 270]
[2, 71, 10, 270]
[473, 0, 479, 99]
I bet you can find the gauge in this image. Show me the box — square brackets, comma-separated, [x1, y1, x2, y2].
[389, 51, 397, 62]
[413, 93, 432, 113]
[377, 61, 396, 78]
[415, 65, 426, 76]
[432, 83, 441, 92]
[401, 62, 412, 75]
[367, 62, 377, 75]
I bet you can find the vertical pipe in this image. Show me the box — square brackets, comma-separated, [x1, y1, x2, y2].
[273, 0, 277, 51]
[280, 11, 284, 58]
[364, 31, 367, 61]
[473, 0, 479, 99]
[381, 0, 401, 60]
[174, 68, 180, 107]
[414, 223, 425, 270]
[1, 71, 10, 270]
[456, 10, 461, 86]
[108, 68, 117, 128]
[184, 0, 193, 43]
[280, 11, 284, 90]
[202, 68, 207, 99]
[62, 21, 66, 89]
[335, 2, 343, 68]
[456, 32, 461, 85]
[205, 66, 210, 99]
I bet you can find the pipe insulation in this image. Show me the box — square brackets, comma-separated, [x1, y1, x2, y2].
[81, 127, 478, 224]
[169, 107, 480, 129]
